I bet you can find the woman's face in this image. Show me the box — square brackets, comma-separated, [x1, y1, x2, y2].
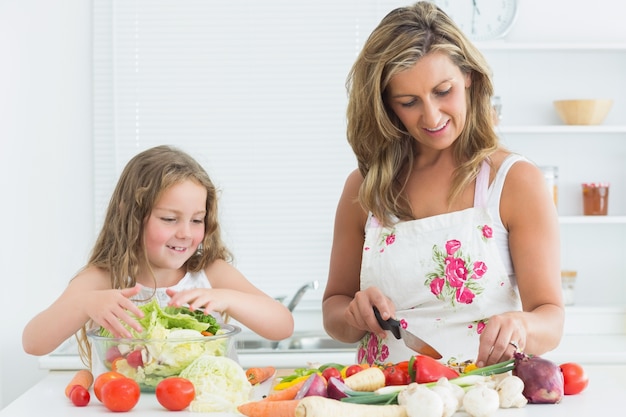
[143, 179, 207, 272]
[386, 51, 471, 152]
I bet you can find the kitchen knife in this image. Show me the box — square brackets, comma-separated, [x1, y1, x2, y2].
[373, 306, 442, 359]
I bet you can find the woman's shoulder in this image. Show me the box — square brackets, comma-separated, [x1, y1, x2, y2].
[489, 150, 533, 172]
[345, 168, 364, 186]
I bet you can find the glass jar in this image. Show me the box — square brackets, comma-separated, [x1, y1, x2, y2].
[540, 166, 558, 207]
[582, 182, 609, 215]
[561, 270, 577, 305]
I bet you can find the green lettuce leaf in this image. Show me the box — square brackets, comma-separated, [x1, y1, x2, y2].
[98, 298, 220, 338]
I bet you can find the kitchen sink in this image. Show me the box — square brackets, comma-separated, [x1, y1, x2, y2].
[235, 334, 357, 352]
[286, 336, 356, 350]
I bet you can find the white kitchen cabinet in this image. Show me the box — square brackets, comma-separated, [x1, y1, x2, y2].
[479, 43, 626, 309]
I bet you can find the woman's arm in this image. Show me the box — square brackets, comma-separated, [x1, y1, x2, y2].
[476, 158, 564, 366]
[322, 170, 388, 343]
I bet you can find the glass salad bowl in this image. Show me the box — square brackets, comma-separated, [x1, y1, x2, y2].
[88, 323, 240, 392]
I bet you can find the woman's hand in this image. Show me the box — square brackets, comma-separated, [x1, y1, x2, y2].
[83, 284, 145, 338]
[476, 311, 527, 367]
[345, 286, 396, 340]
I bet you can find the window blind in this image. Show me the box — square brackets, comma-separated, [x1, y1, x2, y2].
[93, 0, 406, 299]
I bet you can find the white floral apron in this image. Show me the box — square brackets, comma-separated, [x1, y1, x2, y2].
[358, 158, 522, 365]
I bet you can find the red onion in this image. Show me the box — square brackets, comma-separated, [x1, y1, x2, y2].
[326, 376, 350, 400]
[294, 373, 328, 399]
[513, 352, 564, 404]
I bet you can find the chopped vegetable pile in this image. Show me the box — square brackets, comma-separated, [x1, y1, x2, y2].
[237, 353, 586, 417]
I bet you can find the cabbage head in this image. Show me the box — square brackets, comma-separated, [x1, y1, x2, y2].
[179, 355, 252, 413]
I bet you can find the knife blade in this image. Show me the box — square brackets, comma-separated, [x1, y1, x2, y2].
[373, 306, 442, 359]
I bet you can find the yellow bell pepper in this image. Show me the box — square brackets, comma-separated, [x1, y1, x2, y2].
[272, 374, 310, 391]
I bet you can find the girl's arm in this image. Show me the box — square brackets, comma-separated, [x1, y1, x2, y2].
[168, 260, 294, 341]
[476, 158, 564, 367]
[22, 267, 144, 356]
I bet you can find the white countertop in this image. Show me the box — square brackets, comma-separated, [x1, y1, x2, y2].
[38, 333, 626, 371]
[1, 366, 624, 416]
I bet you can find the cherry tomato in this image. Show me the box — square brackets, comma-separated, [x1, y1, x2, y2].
[321, 367, 342, 382]
[156, 377, 196, 411]
[126, 350, 144, 368]
[93, 371, 126, 402]
[560, 362, 589, 395]
[345, 365, 363, 378]
[69, 385, 90, 407]
[101, 377, 140, 412]
[383, 365, 410, 386]
[105, 346, 122, 365]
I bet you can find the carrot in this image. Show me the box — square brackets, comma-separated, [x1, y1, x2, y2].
[237, 399, 300, 417]
[295, 396, 407, 417]
[265, 379, 306, 401]
[246, 366, 276, 385]
[343, 366, 386, 392]
[64, 369, 94, 397]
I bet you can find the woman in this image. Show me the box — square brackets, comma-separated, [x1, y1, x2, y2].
[322, 1, 563, 368]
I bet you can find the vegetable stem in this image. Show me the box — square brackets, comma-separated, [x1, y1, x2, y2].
[462, 358, 515, 376]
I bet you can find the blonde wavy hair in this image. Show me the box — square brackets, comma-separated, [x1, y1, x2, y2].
[347, 1, 500, 227]
[77, 145, 231, 367]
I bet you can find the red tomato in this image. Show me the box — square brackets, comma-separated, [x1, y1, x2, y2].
[321, 367, 342, 382]
[383, 365, 410, 386]
[105, 345, 122, 365]
[126, 350, 144, 368]
[345, 365, 363, 378]
[69, 385, 90, 407]
[156, 377, 195, 411]
[93, 371, 126, 402]
[394, 361, 410, 374]
[100, 377, 140, 412]
[560, 362, 589, 395]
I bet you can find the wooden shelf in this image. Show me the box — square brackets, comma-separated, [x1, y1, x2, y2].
[559, 216, 626, 224]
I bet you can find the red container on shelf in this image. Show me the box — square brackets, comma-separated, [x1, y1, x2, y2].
[581, 182, 610, 215]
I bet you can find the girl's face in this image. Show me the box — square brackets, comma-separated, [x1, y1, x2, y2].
[143, 179, 207, 272]
[386, 51, 471, 152]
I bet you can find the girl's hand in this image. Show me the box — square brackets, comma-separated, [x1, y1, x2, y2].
[345, 286, 395, 340]
[165, 287, 230, 315]
[84, 284, 145, 338]
[476, 312, 527, 367]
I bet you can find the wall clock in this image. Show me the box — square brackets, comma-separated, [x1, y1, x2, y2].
[431, 0, 518, 42]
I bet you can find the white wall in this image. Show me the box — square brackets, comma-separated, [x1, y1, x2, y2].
[1, 0, 624, 409]
[0, 0, 92, 408]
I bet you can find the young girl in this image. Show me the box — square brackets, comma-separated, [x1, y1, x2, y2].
[23, 145, 294, 363]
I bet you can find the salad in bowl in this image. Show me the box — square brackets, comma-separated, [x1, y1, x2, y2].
[88, 299, 240, 391]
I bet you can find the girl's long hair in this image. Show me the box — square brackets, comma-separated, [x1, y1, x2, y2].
[346, 1, 499, 226]
[77, 145, 230, 367]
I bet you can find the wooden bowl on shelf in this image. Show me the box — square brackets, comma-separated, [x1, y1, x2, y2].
[553, 99, 613, 125]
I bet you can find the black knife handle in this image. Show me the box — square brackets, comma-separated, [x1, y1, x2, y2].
[373, 306, 402, 339]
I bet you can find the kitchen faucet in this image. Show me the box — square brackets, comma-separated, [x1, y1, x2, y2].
[286, 280, 319, 312]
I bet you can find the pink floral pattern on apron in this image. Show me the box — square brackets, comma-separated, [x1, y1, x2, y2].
[357, 159, 523, 366]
